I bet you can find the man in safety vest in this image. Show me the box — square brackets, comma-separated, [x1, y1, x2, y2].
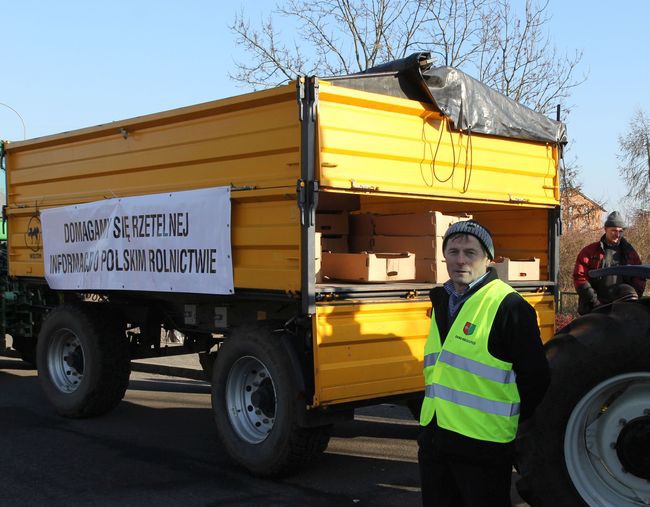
[418, 220, 550, 507]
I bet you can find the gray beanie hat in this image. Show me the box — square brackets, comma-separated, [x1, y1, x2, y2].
[442, 220, 494, 260]
[604, 211, 625, 228]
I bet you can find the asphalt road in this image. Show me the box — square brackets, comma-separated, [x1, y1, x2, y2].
[0, 355, 528, 507]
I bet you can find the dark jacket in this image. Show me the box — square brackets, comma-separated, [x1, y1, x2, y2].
[573, 236, 644, 314]
[421, 268, 550, 464]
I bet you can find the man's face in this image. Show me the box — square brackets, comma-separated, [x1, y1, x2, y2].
[443, 234, 490, 292]
[604, 226, 624, 245]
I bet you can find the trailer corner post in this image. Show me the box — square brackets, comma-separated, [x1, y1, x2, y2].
[549, 206, 561, 304]
[297, 77, 319, 316]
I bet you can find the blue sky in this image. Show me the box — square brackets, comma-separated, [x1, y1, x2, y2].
[2, 1, 649, 213]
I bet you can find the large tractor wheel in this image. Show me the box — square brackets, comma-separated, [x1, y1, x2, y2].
[517, 301, 650, 506]
[211, 323, 330, 477]
[37, 304, 130, 418]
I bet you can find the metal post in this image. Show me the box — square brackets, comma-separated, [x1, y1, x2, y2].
[297, 77, 319, 316]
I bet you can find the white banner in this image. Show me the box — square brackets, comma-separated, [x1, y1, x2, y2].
[41, 187, 233, 295]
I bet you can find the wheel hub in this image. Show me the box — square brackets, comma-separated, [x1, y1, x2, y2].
[48, 329, 85, 393]
[250, 378, 276, 418]
[65, 346, 84, 374]
[616, 415, 650, 480]
[225, 356, 276, 444]
[565, 373, 650, 506]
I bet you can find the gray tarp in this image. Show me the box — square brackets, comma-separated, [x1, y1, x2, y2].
[328, 52, 566, 145]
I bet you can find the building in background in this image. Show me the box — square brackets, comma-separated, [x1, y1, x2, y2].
[562, 188, 605, 232]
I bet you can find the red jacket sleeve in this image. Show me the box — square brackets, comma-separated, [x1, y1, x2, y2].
[573, 245, 593, 291]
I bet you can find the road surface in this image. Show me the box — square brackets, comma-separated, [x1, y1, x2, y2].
[0, 355, 528, 506]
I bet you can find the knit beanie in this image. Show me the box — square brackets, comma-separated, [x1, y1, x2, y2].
[604, 211, 625, 228]
[442, 220, 494, 260]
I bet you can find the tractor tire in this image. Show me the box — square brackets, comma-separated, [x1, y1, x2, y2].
[37, 304, 130, 418]
[211, 323, 330, 477]
[516, 301, 650, 506]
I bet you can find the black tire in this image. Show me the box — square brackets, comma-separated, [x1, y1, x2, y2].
[37, 304, 130, 418]
[516, 301, 650, 506]
[211, 323, 330, 477]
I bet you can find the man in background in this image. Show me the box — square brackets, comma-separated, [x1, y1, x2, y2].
[573, 211, 645, 315]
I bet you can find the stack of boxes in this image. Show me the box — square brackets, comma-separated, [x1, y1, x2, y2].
[348, 211, 471, 282]
[490, 257, 540, 281]
[315, 194, 356, 283]
[315, 197, 541, 283]
[320, 209, 418, 282]
[371, 211, 471, 282]
[315, 210, 350, 284]
[316, 212, 349, 252]
[319, 208, 471, 283]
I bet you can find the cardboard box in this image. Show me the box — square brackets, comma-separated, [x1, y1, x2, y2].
[490, 257, 540, 281]
[321, 235, 348, 253]
[317, 192, 360, 211]
[373, 235, 443, 260]
[321, 252, 416, 282]
[349, 213, 375, 236]
[373, 211, 471, 237]
[316, 212, 349, 235]
[349, 235, 374, 253]
[415, 259, 448, 283]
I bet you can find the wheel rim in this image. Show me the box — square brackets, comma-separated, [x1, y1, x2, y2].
[47, 328, 85, 393]
[564, 372, 650, 506]
[225, 355, 276, 444]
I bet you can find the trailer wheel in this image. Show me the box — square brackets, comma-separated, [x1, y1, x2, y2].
[211, 324, 330, 477]
[516, 303, 650, 507]
[37, 304, 130, 418]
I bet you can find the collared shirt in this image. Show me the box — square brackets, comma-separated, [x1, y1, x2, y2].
[443, 271, 491, 322]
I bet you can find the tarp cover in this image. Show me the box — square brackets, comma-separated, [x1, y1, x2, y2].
[329, 52, 566, 144]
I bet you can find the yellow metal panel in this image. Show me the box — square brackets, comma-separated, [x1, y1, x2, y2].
[313, 292, 555, 406]
[7, 104, 299, 206]
[4, 84, 303, 291]
[231, 197, 301, 291]
[317, 83, 559, 206]
[314, 301, 431, 406]
[524, 292, 556, 343]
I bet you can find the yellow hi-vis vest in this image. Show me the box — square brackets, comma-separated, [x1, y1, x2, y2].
[420, 279, 521, 443]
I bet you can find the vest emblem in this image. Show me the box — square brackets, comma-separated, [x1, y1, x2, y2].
[463, 321, 476, 335]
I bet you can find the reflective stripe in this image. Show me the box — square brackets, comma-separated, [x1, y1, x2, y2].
[424, 353, 439, 368]
[425, 384, 520, 417]
[439, 350, 517, 384]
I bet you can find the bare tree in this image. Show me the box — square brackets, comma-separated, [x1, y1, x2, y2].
[618, 108, 650, 208]
[230, 0, 428, 87]
[230, 0, 584, 117]
[471, 0, 584, 116]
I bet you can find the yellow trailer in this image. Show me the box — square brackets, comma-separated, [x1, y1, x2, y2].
[1, 54, 562, 476]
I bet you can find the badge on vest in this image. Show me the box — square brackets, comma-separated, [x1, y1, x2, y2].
[463, 322, 476, 335]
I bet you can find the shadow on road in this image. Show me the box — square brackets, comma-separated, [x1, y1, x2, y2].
[0, 359, 527, 506]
